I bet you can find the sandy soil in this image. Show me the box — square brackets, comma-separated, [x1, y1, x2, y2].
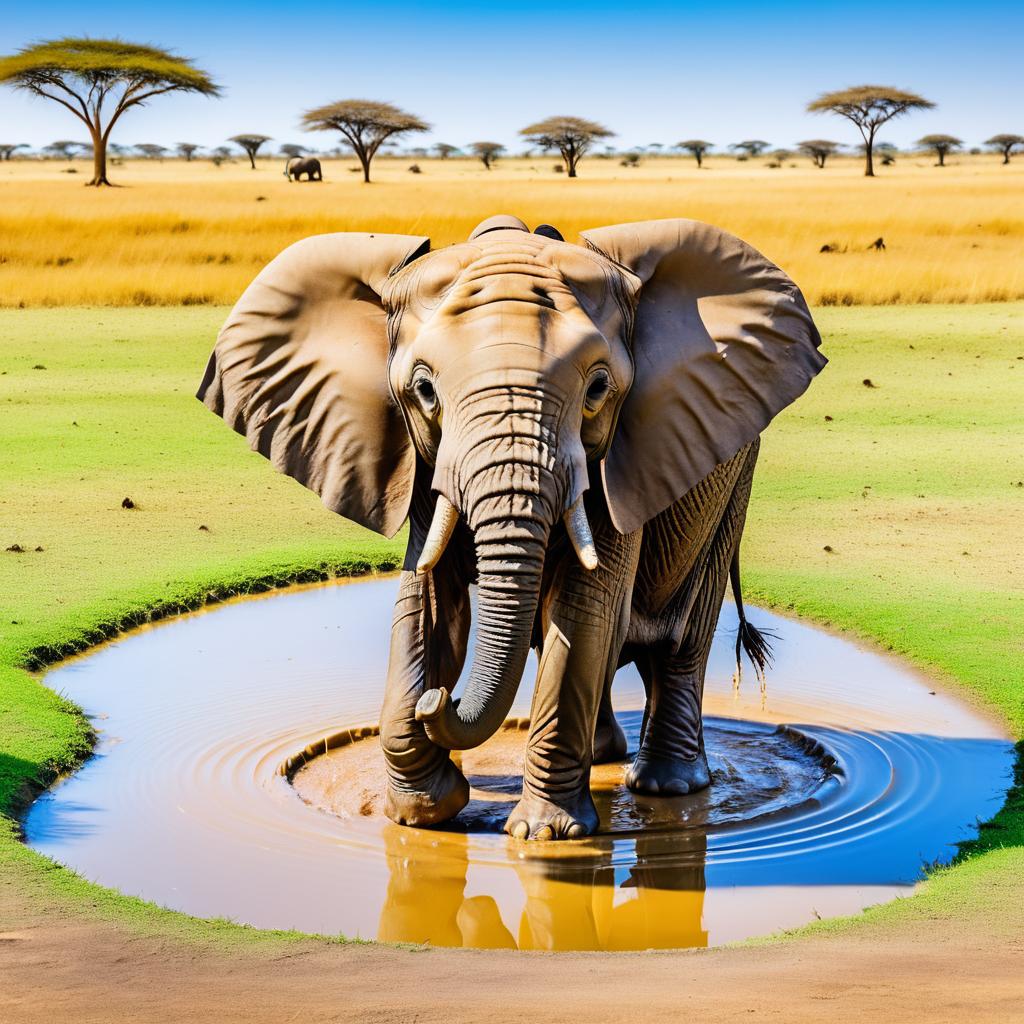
[3, 881, 1023, 1024]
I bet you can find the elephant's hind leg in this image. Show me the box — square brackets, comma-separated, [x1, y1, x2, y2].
[625, 447, 758, 796]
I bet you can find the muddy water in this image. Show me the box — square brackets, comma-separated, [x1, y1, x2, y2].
[24, 578, 1013, 950]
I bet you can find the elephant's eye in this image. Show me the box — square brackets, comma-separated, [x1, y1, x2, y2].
[584, 370, 613, 415]
[410, 371, 438, 414]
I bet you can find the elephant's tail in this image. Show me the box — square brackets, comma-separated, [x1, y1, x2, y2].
[729, 549, 775, 689]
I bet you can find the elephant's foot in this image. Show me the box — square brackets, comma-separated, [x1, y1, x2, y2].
[592, 710, 628, 764]
[625, 748, 710, 796]
[504, 788, 599, 841]
[384, 757, 469, 827]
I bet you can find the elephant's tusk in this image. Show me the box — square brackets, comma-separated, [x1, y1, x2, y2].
[564, 494, 599, 571]
[416, 494, 460, 573]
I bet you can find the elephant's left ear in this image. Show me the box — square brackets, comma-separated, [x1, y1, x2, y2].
[197, 232, 430, 537]
[581, 219, 826, 534]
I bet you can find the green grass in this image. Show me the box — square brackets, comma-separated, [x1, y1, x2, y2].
[1, 303, 1022, 944]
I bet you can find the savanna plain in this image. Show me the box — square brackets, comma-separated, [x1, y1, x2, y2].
[1, 155, 1022, 1022]
[2, 152, 1022, 306]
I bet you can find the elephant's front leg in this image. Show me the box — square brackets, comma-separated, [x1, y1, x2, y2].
[506, 516, 641, 840]
[381, 570, 471, 826]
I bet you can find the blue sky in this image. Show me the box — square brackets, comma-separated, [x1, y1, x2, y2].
[2, 1, 1022, 152]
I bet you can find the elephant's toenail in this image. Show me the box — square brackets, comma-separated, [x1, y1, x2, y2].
[533, 824, 554, 841]
[510, 821, 529, 840]
[566, 823, 587, 839]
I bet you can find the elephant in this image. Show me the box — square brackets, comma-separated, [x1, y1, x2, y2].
[197, 213, 825, 841]
[284, 155, 322, 181]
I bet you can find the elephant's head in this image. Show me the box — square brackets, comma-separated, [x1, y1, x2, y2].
[198, 215, 824, 751]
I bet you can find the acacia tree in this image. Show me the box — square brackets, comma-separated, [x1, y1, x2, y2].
[808, 85, 934, 176]
[797, 139, 841, 168]
[984, 134, 1023, 165]
[302, 100, 428, 183]
[520, 116, 613, 177]
[280, 143, 305, 159]
[677, 139, 713, 167]
[136, 143, 167, 160]
[0, 143, 28, 160]
[434, 142, 458, 159]
[0, 38, 219, 186]
[176, 142, 200, 161]
[917, 133, 961, 166]
[229, 134, 271, 169]
[470, 141, 504, 169]
[45, 139, 82, 161]
[730, 139, 770, 158]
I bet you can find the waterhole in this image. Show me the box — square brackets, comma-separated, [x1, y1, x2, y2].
[24, 577, 1012, 950]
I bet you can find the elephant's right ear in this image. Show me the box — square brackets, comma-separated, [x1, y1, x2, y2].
[197, 232, 430, 537]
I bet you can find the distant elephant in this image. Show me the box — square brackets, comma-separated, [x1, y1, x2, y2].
[197, 214, 825, 841]
[284, 156, 322, 181]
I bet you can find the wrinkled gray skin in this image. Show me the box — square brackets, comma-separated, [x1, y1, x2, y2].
[284, 156, 322, 181]
[198, 215, 824, 841]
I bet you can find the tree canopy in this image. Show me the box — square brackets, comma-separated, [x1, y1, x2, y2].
[469, 141, 504, 169]
[984, 134, 1023, 164]
[730, 139, 770, 157]
[0, 37, 220, 185]
[797, 139, 841, 168]
[0, 143, 28, 161]
[808, 85, 933, 176]
[229, 133, 272, 169]
[520, 116, 613, 177]
[44, 139, 83, 160]
[302, 100, 429, 182]
[677, 139, 713, 167]
[176, 142, 200, 161]
[917, 133, 961, 166]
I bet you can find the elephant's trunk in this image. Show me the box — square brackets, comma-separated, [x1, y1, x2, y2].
[415, 491, 548, 750]
[415, 385, 564, 750]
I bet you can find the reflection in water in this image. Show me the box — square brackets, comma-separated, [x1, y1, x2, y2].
[376, 824, 709, 951]
[22, 578, 1014, 949]
[378, 827, 515, 948]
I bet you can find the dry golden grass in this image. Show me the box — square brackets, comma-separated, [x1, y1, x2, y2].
[1, 153, 1021, 307]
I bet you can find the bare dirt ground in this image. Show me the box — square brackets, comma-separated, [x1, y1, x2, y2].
[3, 873, 1023, 1023]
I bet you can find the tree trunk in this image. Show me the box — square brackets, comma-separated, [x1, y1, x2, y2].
[864, 131, 875, 177]
[87, 129, 110, 187]
[1003, 149, 1011, 165]
[359, 150, 372, 183]
[937, 149, 945, 166]
[247, 150, 256, 170]
[696, 152, 702, 168]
